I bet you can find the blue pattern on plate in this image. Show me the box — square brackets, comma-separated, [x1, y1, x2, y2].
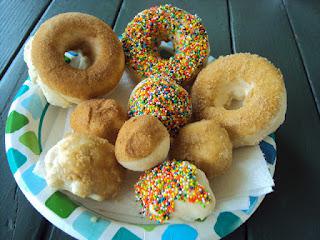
[214, 212, 242, 237]
[72, 211, 110, 240]
[6, 148, 27, 174]
[14, 85, 29, 100]
[21, 93, 44, 119]
[21, 164, 47, 195]
[259, 140, 276, 164]
[242, 196, 259, 214]
[162, 224, 198, 240]
[112, 227, 141, 240]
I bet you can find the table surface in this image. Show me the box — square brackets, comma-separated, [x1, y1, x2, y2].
[1, 0, 320, 239]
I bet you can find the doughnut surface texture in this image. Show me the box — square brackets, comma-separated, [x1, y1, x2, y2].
[172, 120, 233, 178]
[70, 99, 127, 144]
[44, 133, 124, 201]
[32, 12, 124, 103]
[134, 160, 215, 223]
[128, 77, 192, 135]
[192, 53, 286, 147]
[122, 4, 209, 84]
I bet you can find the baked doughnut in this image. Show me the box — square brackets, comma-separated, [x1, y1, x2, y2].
[128, 76, 192, 135]
[44, 133, 124, 201]
[171, 120, 232, 178]
[29, 12, 124, 108]
[122, 4, 209, 85]
[135, 160, 215, 223]
[192, 53, 287, 147]
[115, 115, 170, 171]
[70, 99, 127, 144]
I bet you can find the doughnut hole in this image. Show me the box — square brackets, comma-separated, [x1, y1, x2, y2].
[64, 40, 94, 69]
[158, 40, 175, 59]
[214, 79, 253, 110]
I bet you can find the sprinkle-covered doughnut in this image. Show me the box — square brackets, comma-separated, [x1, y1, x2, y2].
[128, 77, 192, 135]
[122, 4, 209, 85]
[134, 160, 214, 223]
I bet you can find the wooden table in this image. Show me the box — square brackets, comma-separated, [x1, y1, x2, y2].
[1, 0, 319, 239]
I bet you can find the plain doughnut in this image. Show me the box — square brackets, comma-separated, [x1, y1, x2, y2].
[115, 115, 170, 171]
[192, 53, 287, 147]
[31, 12, 124, 106]
[171, 120, 233, 178]
[70, 99, 127, 144]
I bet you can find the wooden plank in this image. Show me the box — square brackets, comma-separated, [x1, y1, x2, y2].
[0, 0, 122, 239]
[228, 0, 320, 239]
[0, 0, 52, 77]
[283, 0, 320, 114]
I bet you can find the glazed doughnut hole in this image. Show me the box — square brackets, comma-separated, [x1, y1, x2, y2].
[214, 79, 253, 110]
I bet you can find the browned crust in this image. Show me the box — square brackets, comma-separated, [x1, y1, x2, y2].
[171, 120, 233, 178]
[70, 98, 127, 144]
[32, 12, 125, 99]
[48, 133, 125, 199]
[115, 115, 169, 161]
[191, 53, 286, 143]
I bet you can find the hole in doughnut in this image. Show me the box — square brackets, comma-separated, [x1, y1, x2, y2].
[214, 79, 253, 110]
[64, 41, 92, 70]
[158, 40, 175, 59]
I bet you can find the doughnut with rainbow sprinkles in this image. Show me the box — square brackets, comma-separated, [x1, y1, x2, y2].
[122, 4, 210, 85]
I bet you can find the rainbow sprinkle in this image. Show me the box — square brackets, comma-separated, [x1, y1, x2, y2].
[122, 4, 209, 85]
[128, 77, 192, 135]
[134, 160, 212, 223]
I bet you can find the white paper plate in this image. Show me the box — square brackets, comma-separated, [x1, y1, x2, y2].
[5, 73, 277, 240]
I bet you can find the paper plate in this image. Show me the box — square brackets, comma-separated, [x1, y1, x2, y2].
[5, 76, 277, 240]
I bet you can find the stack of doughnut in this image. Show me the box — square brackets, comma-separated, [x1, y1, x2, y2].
[26, 4, 287, 223]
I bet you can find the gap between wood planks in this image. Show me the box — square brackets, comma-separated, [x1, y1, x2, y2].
[281, 0, 320, 118]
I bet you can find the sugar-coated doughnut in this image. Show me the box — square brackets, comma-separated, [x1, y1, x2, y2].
[192, 53, 287, 147]
[171, 120, 232, 178]
[44, 133, 124, 201]
[128, 76, 192, 135]
[70, 99, 127, 144]
[115, 115, 170, 171]
[31, 12, 124, 107]
[134, 160, 215, 223]
[122, 4, 209, 85]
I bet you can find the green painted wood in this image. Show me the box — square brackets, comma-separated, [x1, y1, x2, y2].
[0, 0, 52, 78]
[283, 0, 320, 114]
[228, 0, 320, 239]
[114, 0, 231, 57]
[0, 1, 122, 239]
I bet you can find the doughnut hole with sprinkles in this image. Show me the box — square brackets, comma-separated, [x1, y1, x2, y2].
[128, 77, 192, 135]
[134, 160, 213, 223]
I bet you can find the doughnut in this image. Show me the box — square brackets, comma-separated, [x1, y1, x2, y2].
[70, 98, 127, 144]
[44, 133, 124, 201]
[29, 12, 124, 108]
[192, 53, 287, 147]
[122, 4, 209, 85]
[128, 76, 192, 135]
[171, 120, 233, 178]
[115, 115, 170, 171]
[134, 160, 215, 223]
